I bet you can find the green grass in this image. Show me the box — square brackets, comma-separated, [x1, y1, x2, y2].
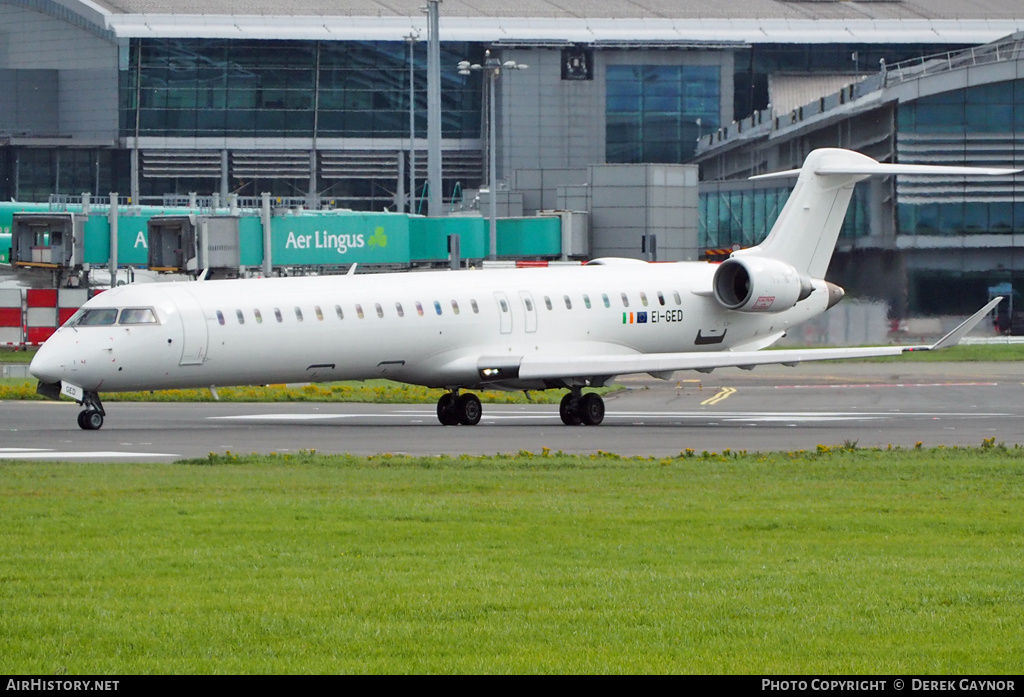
[0, 348, 35, 364]
[2, 443, 1022, 674]
[848, 343, 1024, 362]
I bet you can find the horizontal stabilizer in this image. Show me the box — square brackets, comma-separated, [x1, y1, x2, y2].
[752, 163, 1020, 181]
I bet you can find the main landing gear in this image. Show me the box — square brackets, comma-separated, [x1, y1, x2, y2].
[76, 391, 105, 431]
[434, 388, 606, 426]
[559, 388, 605, 426]
[436, 391, 482, 426]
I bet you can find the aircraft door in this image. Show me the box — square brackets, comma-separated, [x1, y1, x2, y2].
[519, 291, 538, 333]
[494, 291, 513, 334]
[174, 287, 209, 365]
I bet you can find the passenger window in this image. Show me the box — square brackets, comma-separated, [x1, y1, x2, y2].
[335, 305, 344, 320]
[673, 291, 682, 305]
[375, 303, 384, 318]
[602, 293, 610, 308]
[621, 293, 629, 308]
[471, 299, 479, 314]
[434, 301, 442, 315]
[119, 308, 158, 324]
[315, 306, 324, 321]
[524, 298, 534, 312]
[396, 302, 404, 318]
[236, 309, 245, 325]
[216, 310, 225, 326]
[564, 295, 572, 310]
[657, 291, 666, 306]
[356, 304, 364, 319]
[499, 299, 509, 313]
[295, 307, 304, 321]
[451, 300, 460, 315]
[544, 296, 553, 310]
[640, 292, 649, 307]
[416, 301, 424, 316]
[254, 309, 263, 324]
[583, 294, 591, 309]
[274, 308, 283, 323]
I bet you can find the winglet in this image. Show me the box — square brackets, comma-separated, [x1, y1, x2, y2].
[921, 297, 1003, 352]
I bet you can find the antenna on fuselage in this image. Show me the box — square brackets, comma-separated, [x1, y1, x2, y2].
[347, 264, 357, 276]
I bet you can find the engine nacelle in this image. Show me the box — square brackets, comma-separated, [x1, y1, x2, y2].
[712, 256, 814, 313]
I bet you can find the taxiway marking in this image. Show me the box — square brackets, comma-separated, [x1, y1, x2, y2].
[205, 407, 1008, 424]
[701, 387, 737, 405]
[0, 449, 180, 459]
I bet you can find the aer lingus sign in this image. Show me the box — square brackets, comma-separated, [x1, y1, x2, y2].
[271, 212, 410, 265]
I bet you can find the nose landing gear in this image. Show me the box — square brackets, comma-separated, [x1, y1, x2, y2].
[76, 391, 106, 430]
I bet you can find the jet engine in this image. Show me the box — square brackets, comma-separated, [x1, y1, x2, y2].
[712, 256, 814, 313]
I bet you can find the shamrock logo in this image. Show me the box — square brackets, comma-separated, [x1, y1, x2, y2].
[368, 226, 388, 248]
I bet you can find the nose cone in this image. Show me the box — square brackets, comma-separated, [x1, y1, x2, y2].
[30, 341, 65, 384]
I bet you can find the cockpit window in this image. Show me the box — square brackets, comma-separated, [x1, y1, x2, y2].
[119, 308, 159, 325]
[75, 308, 118, 326]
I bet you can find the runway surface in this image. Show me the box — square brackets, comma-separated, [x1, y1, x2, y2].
[1, 362, 1021, 461]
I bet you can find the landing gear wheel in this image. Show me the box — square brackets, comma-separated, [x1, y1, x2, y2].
[76, 390, 106, 430]
[559, 393, 583, 426]
[579, 393, 605, 426]
[437, 393, 460, 426]
[78, 410, 104, 430]
[456, 393, 482, 426]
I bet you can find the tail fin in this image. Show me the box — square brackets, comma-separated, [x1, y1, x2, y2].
[737, 148, 1019, 278]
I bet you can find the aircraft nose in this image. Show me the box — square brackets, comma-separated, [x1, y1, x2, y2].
[29, 343, 65, 384]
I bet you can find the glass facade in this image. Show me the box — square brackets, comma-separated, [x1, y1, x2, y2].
[732, 42, 968, 121]
[120, 39, 483, 139]
[897, 80, 1024, 135]
[700, 186, 790, 250]
[606, 65, 720, 164]
[898, 200, 1024, 235]
[0, 148, 125, 203]
[897, 79, 1024, 236]
[699, 184, 871, 252]
[909, 271, 1022, 317]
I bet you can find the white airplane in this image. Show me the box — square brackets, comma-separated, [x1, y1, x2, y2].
[29, 148, 1012, 430]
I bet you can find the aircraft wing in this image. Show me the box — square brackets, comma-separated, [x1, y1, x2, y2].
[515, 298, 1001, 381]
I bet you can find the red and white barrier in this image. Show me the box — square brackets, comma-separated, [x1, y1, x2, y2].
[0, 289, 22, 347]
[25, 289, 58, 346]
[482, 260, 584, 269]
[0, 287, 92, 348]
[58, 288, 89, 326]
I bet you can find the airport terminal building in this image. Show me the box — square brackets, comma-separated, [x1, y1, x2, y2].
[2, 1, 1024, 314]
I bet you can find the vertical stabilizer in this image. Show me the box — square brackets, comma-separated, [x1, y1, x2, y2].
[735, 148, 1020, 279]
[738, 149, 877, 278]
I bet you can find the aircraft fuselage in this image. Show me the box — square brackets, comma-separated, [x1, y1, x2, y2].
[30, 260, 828, 394]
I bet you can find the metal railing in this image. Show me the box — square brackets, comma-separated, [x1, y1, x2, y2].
[884, 32, 1024, 87]
[698, 31, 1024, 156]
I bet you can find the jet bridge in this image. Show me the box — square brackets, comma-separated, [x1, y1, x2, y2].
[9, 213, 84, 270]
[148, 214, 241, 277]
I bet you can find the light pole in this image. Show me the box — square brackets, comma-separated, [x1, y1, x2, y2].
[458, 49, 527, 260]
[426, 0, 442, 217]
[405, 30, 420, 214]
